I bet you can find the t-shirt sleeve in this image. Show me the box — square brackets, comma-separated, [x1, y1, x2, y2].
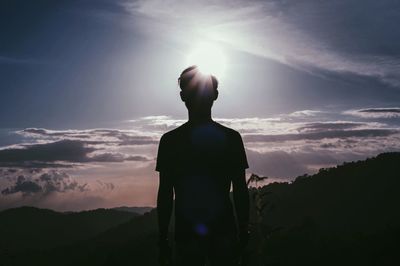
[155, 134, 168, 172]
[231, 132, 249, 170]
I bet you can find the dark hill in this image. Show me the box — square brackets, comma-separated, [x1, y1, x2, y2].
[111, 206, 153, 215]
[247, 152, 400, 266]
[1, 209, 162, 266]
[2, 152, 400, 266]
[0, 206, 139, 251]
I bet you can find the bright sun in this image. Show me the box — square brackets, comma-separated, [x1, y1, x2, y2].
[186, 42, 227, 79]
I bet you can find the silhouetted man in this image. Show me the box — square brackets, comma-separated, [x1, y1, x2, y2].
[156, 66, 250, 266]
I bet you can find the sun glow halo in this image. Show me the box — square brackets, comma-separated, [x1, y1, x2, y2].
[187, 42, 227, 79]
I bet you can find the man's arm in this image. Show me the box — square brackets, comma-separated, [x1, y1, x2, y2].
[232, 168, 250, 232]
[157, 171, 174, 241]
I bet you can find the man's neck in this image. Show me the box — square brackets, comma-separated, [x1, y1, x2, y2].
[188, 109, 213, 124]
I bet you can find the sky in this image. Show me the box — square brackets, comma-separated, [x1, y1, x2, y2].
[1, 0, 400, 211]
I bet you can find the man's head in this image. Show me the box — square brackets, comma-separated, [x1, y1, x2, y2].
[178, 66, 219, 112]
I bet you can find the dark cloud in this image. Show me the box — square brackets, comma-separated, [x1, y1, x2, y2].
[89, 153, 149, 162]
[360, 108, 400, 114]
[0, 140, 94, 163]
[22, 128, 54, 135]
[1, 170, 88, 197]
[22, 128, 113, 140]
[125, 155, 150, 161]
[0, 139, 150, 167]
[320, 143, 337, 149]
[344, 108, 400, 118]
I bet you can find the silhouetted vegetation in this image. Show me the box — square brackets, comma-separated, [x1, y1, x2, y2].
[0, 207, 141, 252]
[245, 152, 400, 266]
[1, 152, 399, 266]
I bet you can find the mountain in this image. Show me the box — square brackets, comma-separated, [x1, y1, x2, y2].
[111, 206, 153, 215]
[1, 209, 162, 266]
[246, 152, 400, 266]
[0, 206, 139, 251]
[1, 152, 400, 266]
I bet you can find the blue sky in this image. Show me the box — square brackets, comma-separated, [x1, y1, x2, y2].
[1, 0, 400, 211]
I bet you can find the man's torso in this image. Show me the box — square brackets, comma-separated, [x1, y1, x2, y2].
[157, 121, 247, 240]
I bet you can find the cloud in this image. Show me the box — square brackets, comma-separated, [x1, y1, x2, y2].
[246, 149, 310, 178]
[296, 121, 374, 132]
[2, 113, 400, 194]
[96, 180, 115, 191]
[125, 114, 399, 179]
[88, 152, 149, 162]
[243, 129, 398, 143]
[0, 167, 126, 211]
[1, 177, 42, 195]
[1, 169, 88, 197]
[344, 108, 400, 118]
[127, 116, 186, 133]
[288, 110, 323, 118]
[0, 140, 94, 164]
[117, 135, 158, 146]
[0, 139, 150, 167]
[123, 0, 400, 87]
[19, 128, 158, 145]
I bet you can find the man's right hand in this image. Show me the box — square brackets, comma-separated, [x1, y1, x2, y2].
[157, 238, 173, 266]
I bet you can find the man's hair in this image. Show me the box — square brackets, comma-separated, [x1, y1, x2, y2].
[178, 65, 218, 92]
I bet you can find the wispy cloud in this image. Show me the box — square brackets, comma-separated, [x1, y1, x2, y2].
[121, 0, 400, 87]
[288, 110, 324, 118]
[344, 107, 400, 119]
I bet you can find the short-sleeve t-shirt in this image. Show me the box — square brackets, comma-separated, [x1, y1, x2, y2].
[156, 120, 248, 240]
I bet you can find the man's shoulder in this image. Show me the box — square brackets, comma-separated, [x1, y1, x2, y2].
[160, 121, 242, 143]
[160, 122, 189, 142]
[213, 121, 241, 138]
